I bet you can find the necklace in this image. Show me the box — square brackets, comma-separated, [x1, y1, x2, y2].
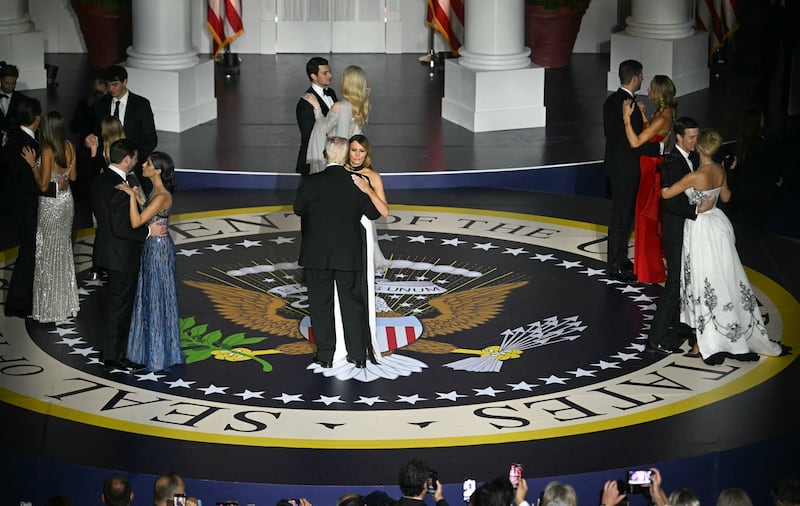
[699, 161, 714, 167]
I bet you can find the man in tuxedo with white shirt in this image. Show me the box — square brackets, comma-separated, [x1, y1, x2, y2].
[0, 64, 29, 146]
[296, 56, 337, 177]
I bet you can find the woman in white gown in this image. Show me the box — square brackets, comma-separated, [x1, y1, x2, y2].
[303, 65, 370, 175]
[661, 129, 783, 362]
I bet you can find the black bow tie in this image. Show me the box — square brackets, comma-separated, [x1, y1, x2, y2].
[323, 88, 333, 97]
[0, 94, 8, 99]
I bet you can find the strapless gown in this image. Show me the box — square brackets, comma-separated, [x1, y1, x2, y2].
[633, 134, 665, 283]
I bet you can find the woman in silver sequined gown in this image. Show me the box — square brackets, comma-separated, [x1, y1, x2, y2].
[115, 151, 181, 372]
[29, 111, 79, 323]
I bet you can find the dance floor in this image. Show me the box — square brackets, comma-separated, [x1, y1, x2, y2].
[1, 53, 799, 506]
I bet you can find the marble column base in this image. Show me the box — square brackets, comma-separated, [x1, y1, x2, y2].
[607, 31, 709, 97]
[0, 30, 45, 90]
[442, 59, 546, 132]
[125, 60, 216, 133]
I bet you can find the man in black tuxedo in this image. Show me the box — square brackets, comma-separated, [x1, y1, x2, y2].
[0, 64, 29, 146]
[647, 117, 705, 355]
[91, 139, 165, 370]
[602, 59, 662, 281]
[91, 65, 157, 179]
[3, 97, 62, 318]
[294, 137, 380, 368]
[296, 56, 336, 177]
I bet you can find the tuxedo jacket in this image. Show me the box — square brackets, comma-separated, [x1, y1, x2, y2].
[3, 127, 56, 226]
[294, 165, 379, 271]
[93, 91, 157, 159]
[295, 86, 337, 174]
[0, 91, 29, 134]
[602, 88, 661, 180]
[91, 168, 147, 272]
[660, 150, 697, 245]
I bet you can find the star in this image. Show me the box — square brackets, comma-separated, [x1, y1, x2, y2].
[580, 268, 606, 277]
[273, 393, 304, 403]
[617, 285, 644, 293]
[262, 277, 277, 283]
[473, 386, 504, 397]
[600, 278, 624, 285]
[436, 391, 467, 401]
[354, 396, 386, 406]
[56, 337, 86, 346]
[206, 243, 231, 252]
[77, 287, 91, 296]
[87, 357, 103, 366]
[394, 273, 407, 279]
[538, 375, 568, 385]
[69, 347, 98, 357]
[165, 379, 195, 388]
[237, 239, 261, 248]
[556, 260, 583, 269]
[377, 233, 399, 241]
[632, 294, 656, 302]
[435, 279, 450, 284]
[568, 368, 597, 377]
[638, 303, 658, 312]
[135, 371, 166, 381]
[235, 389, 266, 400]
[507, 381, 536, 391]
[642, 314, 654, 321]
[473, 242, 498, 251]
[441, 237, 467, 246]
[314, 395, 345, 406]
[635, 333, 649, 340]
[627, 343, 646, 352]
[414, 295, 427, 300]
[49, 327, 77, 337]
[503, 247, 529, 256]
[530, 253, 556, 262]
[591, 360, 621, 369]
[610, 351, 641, 361]
[270, 236, 294, 245]
[400, 302, 412, 307]
[197, 384, 228, 395]
[396, 394, 427, 404]
[414, 276, 428, 281]
[407, 234, 433, 243]
[412, 308, 424, 313]
[83, 279, 104, 287]
[177, 248, 201, 257]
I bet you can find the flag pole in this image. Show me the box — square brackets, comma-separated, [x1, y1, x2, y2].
[219, 0, 241, 77]
[419, 25, 437, 73]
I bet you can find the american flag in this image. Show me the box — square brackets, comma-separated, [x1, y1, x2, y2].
[695, 0, 738, 59]
[207, 0, 244, 59]
[426, 0, 465, 55]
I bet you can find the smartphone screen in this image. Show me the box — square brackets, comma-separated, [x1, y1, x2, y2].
[627, 470, 653, 485]
[509, 464, 523, 489]
[463, 478, 477, 502]
[427, 471, 439, 494]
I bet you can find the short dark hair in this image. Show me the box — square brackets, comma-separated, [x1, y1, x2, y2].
[306, 57, 329, 80]
[102, 474, 132, 506]
[771, 476, 800, 505]
[470, 477, 514, 506]
[109, 138, 138, 164]
[104, 64, 128, 83]
[674, 116, 699, 137]
[153, 472, 183, 503]
[15, 96, 42, 127]
[618, 59, 643, 86]
[398, 458, 429, 497]
[0, 63, 19, 79]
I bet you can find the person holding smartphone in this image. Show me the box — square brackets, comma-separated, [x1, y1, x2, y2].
[398, 459, 449, 506]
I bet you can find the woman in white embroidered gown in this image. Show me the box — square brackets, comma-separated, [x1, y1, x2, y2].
[660, 129, 782, 362]
[303, 65, 370, 175]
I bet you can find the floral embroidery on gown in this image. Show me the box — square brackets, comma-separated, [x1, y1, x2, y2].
[32, 163, 79, 322]
[679, 187, 781, 358]
[633, 134, 665, 283]
[126, 209, 182, 371]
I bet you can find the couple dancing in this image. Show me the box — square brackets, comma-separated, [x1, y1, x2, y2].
[653, 121, 784, 363]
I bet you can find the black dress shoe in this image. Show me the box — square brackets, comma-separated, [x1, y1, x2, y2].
[703, 353, 725, 365]
[102, 359, 126, 371]
[608, 268, 635, 282]
[347, 356, 367, 368]
[311, 355, 332, 368]
[645, 342, 681, 355]
[121, 359, 147, 372]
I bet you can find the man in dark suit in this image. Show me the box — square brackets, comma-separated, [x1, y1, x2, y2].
[647, 117, 705, 355]
[0, 64, 30, 146]
[296, 56, 336, 177]
[91, 65, 157, 179]
[91, 139, 165, 370]
[294, 136, 380, 368]
[602, 59, 662, 282]
[3, 97, 62, 318]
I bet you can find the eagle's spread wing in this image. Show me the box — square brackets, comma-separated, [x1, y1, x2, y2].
[184, 280, 301, 339]
[422, 281, 528, 337]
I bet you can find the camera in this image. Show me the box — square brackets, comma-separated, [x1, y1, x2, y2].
[463, 478, 476, 503]
[427, 470, 439, 494]
[173, 494, 187, 506]
[509, 463, 523, 489]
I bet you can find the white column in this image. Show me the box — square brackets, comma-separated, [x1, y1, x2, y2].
[442, 0, 545, 132]
[0, 0, 45, 89]
[123, 0, 216, 132]
[608, 0, 708, 96]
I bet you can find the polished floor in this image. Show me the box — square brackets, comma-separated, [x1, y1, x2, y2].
[1, 51, 799, 506]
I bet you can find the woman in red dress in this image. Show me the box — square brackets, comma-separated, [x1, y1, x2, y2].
[622, 75, 676, 284]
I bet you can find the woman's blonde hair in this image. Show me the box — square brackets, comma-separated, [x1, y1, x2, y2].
[716, 487, 752, 506]
[540, 481, 577, 506]
[341, 65, 369, 128]
[696, 128, 723, 158]
[651, 75, 677, 116]
[101, 116, 126, 164]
